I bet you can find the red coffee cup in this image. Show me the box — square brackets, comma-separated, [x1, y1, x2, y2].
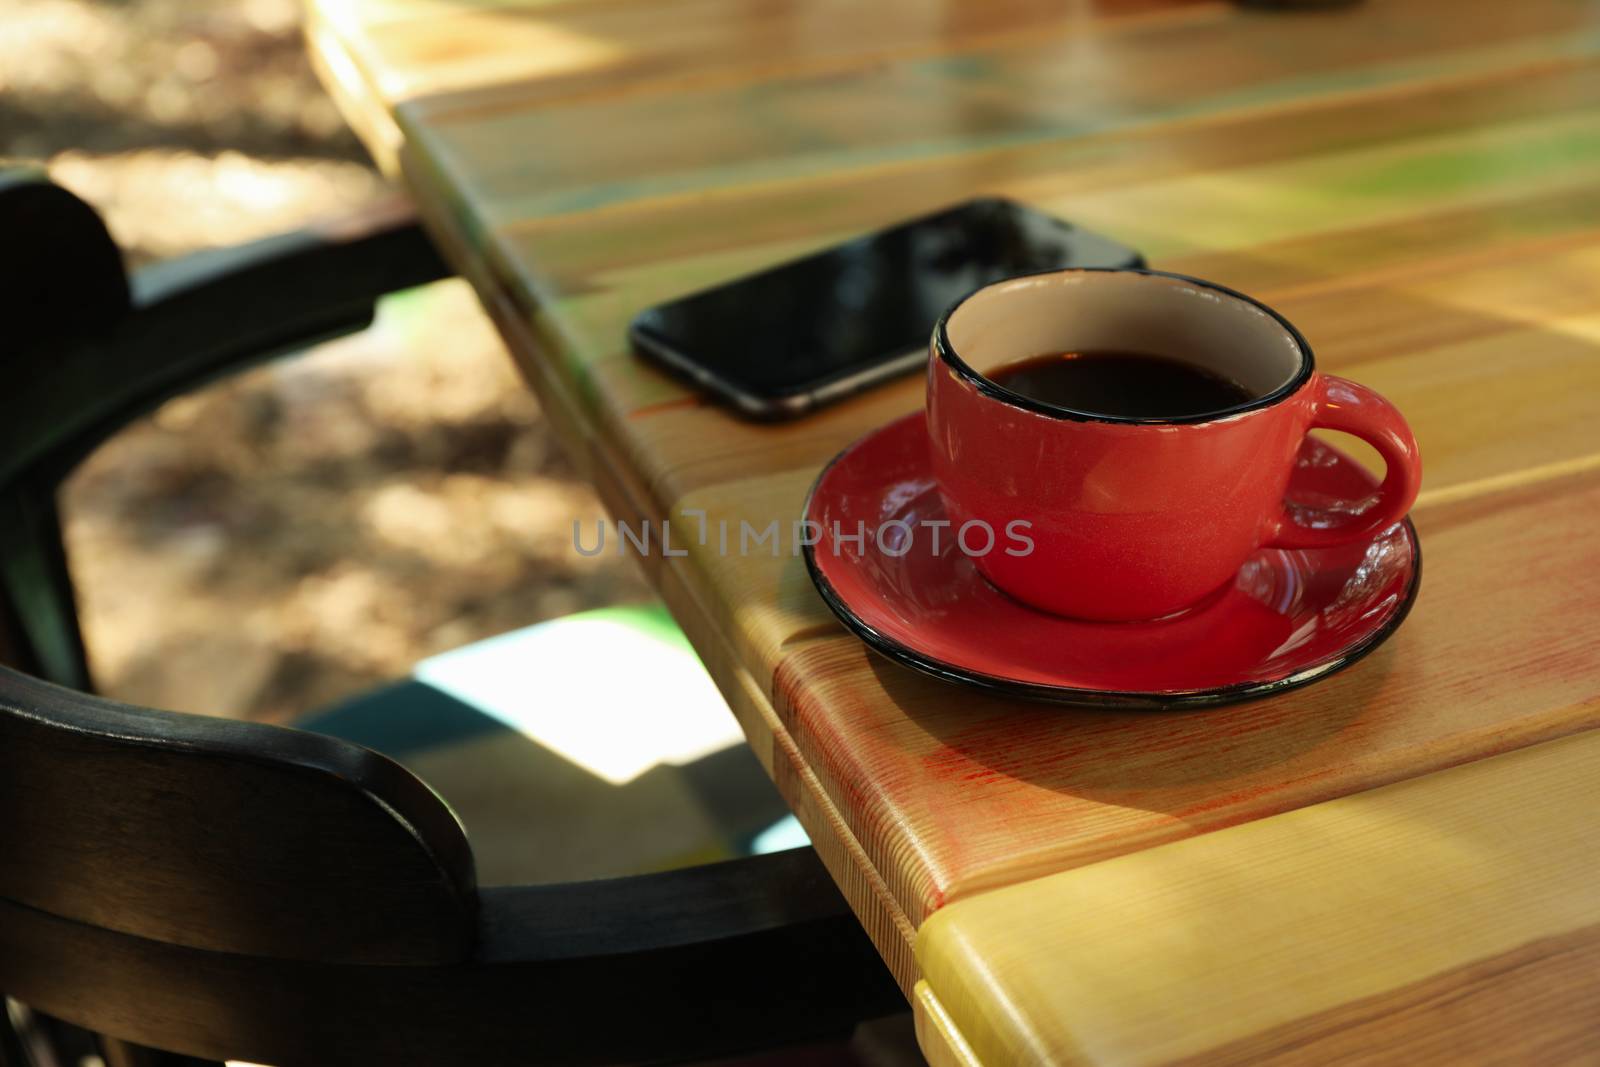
[926, 269, 1421, 621]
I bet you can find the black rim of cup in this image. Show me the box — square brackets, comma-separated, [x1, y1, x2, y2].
[932, 267, 1317, 426]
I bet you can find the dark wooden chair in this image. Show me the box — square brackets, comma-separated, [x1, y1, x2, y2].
[0, 170, 904, 1066]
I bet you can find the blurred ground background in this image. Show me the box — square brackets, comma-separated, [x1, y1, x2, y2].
[6, 0, 650, 722]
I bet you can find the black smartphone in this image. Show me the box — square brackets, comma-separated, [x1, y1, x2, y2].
[629, 198, 1144, 419]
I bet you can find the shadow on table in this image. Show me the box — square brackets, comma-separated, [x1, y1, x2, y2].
[864, 641, 1395, 804]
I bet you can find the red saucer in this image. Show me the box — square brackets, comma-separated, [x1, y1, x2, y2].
[802, 412, 1420, 708]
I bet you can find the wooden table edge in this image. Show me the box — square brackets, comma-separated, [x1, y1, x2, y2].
[911, 727, 1600, 1067]
[371, 124, 925, 992]
[915, 980, 986, 1067]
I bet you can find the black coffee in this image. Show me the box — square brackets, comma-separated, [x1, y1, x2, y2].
[990, 350, 1254, 418]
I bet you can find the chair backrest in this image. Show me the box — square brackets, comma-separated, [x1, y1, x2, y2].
[0, 167, 134, 689]
[0, 166, 130, 358]
[0, 666, 478, 966]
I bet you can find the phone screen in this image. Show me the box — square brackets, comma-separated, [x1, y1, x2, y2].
[630, 198, 1143, 413]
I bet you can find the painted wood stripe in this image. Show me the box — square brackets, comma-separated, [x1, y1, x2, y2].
[914, 730, 1600, 1065]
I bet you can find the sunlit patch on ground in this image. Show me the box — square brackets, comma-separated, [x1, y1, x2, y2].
[48, 149, 386, 260]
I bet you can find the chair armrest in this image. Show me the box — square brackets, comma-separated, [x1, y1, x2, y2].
[0, 194, 451, 488]
[479, 846, 877, 962]
[461, 849, 907, 1063]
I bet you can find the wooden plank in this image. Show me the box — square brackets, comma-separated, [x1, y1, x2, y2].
[318, 0, 1220, 108]
[307, 21, 408, 175]
[483, 56, 1600, 272]
[394, 0, 1600, 223]
[764, 469, 1600, 926]
[530, 101, 1600, 306]
[914, 981, 984, 1067]
[915, 730, 1600, 1066]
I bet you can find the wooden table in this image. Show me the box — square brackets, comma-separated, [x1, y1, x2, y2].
[305, 0, 1600, 1060]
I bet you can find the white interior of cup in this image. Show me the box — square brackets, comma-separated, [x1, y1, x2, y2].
[943, 271, 1305, 400]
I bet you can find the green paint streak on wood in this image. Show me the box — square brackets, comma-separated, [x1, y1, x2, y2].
[426, 29, 1600, 225]
[1333, 121, 1600, 200]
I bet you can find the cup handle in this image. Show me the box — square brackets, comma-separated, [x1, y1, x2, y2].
[1262, 373, 1422, 550]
